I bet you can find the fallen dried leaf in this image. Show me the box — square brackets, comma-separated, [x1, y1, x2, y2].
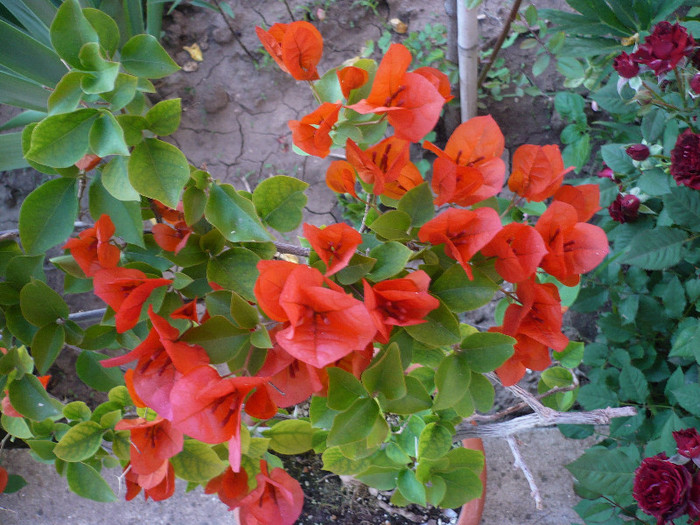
[183, 43, 203, 62]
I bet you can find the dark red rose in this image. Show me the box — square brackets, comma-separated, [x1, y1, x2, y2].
[626, 144, 650, 161]
[691, 73, 700, 95]
[608, 194, 640, 223]
[671, 130, 700, 190]
[688, 472, 700, 521]
[674, 429, 700, 459]
[633, 454, 692, 524]
[613, 51, 640, 78]
[633, 22, 695, 76]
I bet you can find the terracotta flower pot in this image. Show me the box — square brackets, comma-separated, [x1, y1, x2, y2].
[457, 438, 487, 525]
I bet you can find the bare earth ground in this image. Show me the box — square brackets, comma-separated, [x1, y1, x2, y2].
[0, 0, 596, 523]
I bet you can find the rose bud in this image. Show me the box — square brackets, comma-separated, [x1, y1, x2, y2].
[596, 165, 620, 184]
[633, 454, 692, 524]
[691, 73, 700, 95]
[673, 428, 700, 459]
[626, 144, 650, 161]
[613, 51, 640, 78]
[608, 194, 640, 223]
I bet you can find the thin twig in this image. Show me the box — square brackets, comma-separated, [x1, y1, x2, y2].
[210, 0, 259, 63]
[280, 0, 295, 21]
[477, 0, 523, 88]
[275, 242, 310, 258]
[507, 435, 543, 510]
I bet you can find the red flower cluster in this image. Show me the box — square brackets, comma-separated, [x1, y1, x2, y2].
[255, 21, 323, 81]
[634, 428, 700, 524]
[613, 22, 695, 77]
[151, 201, 193, 255]
[671, 130, 700, 190]
[206, 460, 304, 525]
[63, 214, 120, 277]
[255, 260, 375, 368]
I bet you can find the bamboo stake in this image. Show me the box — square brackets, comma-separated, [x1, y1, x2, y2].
[457, 1, 479, 121]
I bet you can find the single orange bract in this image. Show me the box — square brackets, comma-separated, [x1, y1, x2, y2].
[255, 21, 323, 81]
[288, 102, 341, 158]
[508, 144, 573, 202]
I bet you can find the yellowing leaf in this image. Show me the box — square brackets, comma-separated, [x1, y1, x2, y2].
[183, 43, 203, 62]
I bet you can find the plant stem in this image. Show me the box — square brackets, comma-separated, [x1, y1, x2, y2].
[674, 66, 687, 108]
[477, 0, 523, 88]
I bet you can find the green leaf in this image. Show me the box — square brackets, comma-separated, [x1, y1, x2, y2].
[170, 440, 226, 482]
[556, 57, 584, 79]
[397, 182, 434, 227]
[335, 253, 376, 285]
[206, 248, 260, 301]
[75, 351, 124, 392]
[566, 447, 638, 497]
[321, 446, 372, 475]
[116, 115, 146, 146]
[183, 186, 207, 226]
[433, 354, 471, 411]
[19, 177, 78, 255]
[31, 323, 65, 375]
[600, 143, 635, 175]
[405, 300, 460, 347]
[120, 34, 180, 78]
[468, 372, 495, 413]
[65, 462, 117, 502]
[431, 263, 499, 312]
[53, 421, 104, 462]
[205, 183, 273, 242]
[20, 279, 69, 326]
[101, 156, 140, 201]
[361, 343, 406, 400]
[181, 316, 250, 364]
[89, 111, 128, 157]
[82, 7, 120, 57]
[102, 73, 138, 112]
[418, 423, 452, 460]
[397, 469, 426, 506]
[365, 242, 412, 282]
[553, 341, 584, 368]
[0, 132, 28, 171]
[664, 186, 700, 230]
[532, 53, 550, 76]
[264, 420, 314, 455]
[460, 332, 515, 373]
[618, 364, 648, 404]
[673, 384, 700, 416]
[78, 42, 119, 94]
[26, 109, 99, 167]
[49, 0, 98, 68]
[8, 374, 59, 420]
[326, 397, 379, 447]
[434, 468, 482, 508]
[621, 227, 687, 270]
[368, 210, 412, 240]
[230, 292, 260, 329]
[89, 173, 144, 246]
[2, 414, 33, 438]
[252, 175, 309, 233]
[145, 98, 181, 136]
[380, 375, 432, 415]
[48, 72, 84, 115]
[327, 367, 367, 411]
[641, 107, 666, 143]
[0, 18, 64, 87]
[128, 138, 190, 208]
[63, 401, 92, 421]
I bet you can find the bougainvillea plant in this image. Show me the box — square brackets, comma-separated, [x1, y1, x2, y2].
[0, 2, 611, 520]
